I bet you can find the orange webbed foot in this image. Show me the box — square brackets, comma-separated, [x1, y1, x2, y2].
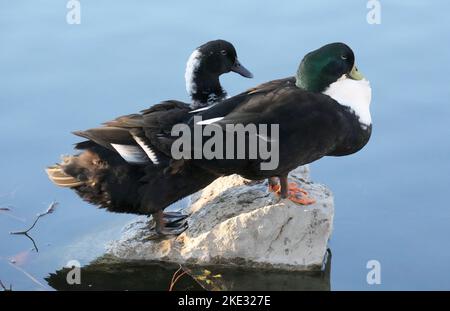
[269, 180, 316, 205]
[286, 182, 315, 205]
[287, 193, 316, 205]
[287, 182, 309, 195]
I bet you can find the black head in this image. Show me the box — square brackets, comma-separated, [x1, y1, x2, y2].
[195, 39, 253, 78]
[186, 39, 253, 107]
[295, 42, 364, 92]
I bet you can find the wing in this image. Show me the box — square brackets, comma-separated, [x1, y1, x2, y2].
[74, 100, 192, 164]
[142, 100, 191, 133]
[139, 100, 192, 156]
[192, 77, 299, 127]
[195, 76, 296, 123]
[192, 83, 348, 161]
[244, 76, 296, 95]
[73, 126, 156, 164]
[73, 127, 134, 151]
[101, 100, 190, 135]
[102, 113, 144, 128]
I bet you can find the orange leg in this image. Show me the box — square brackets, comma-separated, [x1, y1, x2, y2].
[268, 177, 281, 193]
[269, 176, 316, 205]
[268, 184, 281, 192]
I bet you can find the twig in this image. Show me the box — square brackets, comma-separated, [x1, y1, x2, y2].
[168, 265, 188, 291]
[0, 279, 12, 291]
[23, 234, 39, 252]
[169, 265, 182, 287]
[10, 202, 58, 235]
[168, 265, 216, 291]
[182, 267, 210, 290]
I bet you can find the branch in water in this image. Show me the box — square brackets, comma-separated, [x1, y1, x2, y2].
[168, 265, 188, 291]
[10, 202, 59, 235]
[0, 279, 12, 291]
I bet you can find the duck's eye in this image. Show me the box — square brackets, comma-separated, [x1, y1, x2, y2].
[220, 50, 227, 56]
[341, 55, 347, 60]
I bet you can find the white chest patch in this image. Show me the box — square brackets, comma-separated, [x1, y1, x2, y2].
[323, 75, 372, 128]
[185, 49, 202, 96]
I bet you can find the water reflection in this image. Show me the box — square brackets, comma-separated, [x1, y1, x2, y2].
[46, 251, 331, 291]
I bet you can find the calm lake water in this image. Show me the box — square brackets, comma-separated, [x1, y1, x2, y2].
[1, 1, 449, 290]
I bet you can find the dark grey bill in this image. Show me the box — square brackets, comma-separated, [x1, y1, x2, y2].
[230, 59, 253, 78]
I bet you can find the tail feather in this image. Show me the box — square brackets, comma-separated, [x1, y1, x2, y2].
[46, 165, 85, 188]
[46, 146, 145, 214]
[46, 141, 219, 216]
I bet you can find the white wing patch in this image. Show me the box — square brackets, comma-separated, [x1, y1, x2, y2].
[196, 117, 224, 125]
[256, 134, 276, 143]
[111, 144, 149, 164]
[132, 135, 160, 165]
[189, 104, 216, 114]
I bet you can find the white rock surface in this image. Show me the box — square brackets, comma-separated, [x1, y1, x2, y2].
[107, 166, 334, 271]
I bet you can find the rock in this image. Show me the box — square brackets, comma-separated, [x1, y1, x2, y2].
[107, 165, 334, 271]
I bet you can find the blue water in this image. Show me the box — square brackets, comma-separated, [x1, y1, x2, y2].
[1, 0, 449, 290]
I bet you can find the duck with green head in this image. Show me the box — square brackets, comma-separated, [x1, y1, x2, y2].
[175, 42, 373, 204]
